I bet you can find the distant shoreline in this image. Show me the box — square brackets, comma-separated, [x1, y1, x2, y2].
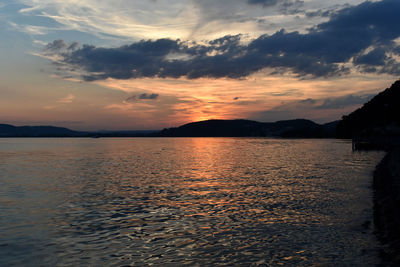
[1, 119, 338, 138]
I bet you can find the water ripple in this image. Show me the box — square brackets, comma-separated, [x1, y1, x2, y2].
[0, 138, 384, 266]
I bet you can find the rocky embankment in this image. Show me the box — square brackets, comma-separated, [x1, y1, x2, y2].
[373, 149, 400, 263]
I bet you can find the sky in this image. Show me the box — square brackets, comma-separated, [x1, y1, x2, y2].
[0, 0, 399, 130]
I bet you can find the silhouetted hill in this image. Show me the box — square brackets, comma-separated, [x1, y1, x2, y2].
[159, 119, 264, 137]
[158, 119, 333, 138]
[0, 124, 160, 137]
[0, 124, 84, 137]
[322, 120, 340, 136]
[337, 80, 400, 138]
[1, 120, 336, 138]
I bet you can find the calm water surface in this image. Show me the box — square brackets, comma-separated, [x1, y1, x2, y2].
[0, 138, 384, 266]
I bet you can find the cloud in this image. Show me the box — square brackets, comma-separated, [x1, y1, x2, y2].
[298, 98, 316, 105]
[57, 93, 75, 103]
[43, 93, 75, 109]
[247, 0, 278, 7]
[315, 93, 374, 109]
[287, 93, 374, 110]
[12, 0, 197, 42]
[125, 96, 137, 102]
[305, 9, 333, 18]
[246, 0, 304, 11]
[45, 40, 79, 52]
[353, 48, 387, 66]
[269, 88, 303, 97]
[251, 92, 375, 122]
[125, 93, 159, 102]
[45, 39, 67, 51]
[139, 93, 159, 99]
[44, 0, 400, 80]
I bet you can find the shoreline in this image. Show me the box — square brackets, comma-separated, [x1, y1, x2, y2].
[373, 149, 400, 264]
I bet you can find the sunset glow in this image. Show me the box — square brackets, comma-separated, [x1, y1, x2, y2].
[1, 0, 399, 130]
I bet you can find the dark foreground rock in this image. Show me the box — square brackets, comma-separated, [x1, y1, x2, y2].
[373, 149, 400, 264]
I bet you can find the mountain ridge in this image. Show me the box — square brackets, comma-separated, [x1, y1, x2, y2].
[0, 124, 83, 137]
[0, 119, 337, 138]
[157, 118, 337, 137]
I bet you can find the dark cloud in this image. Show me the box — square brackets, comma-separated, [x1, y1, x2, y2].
[46, 39, 67, 51]
[139, 93, 159, 100]
[247, 0, 303, 10]
[379, 59, 400, 76]
[46, 0, 400, 81]
[283, 94, 375, 110]
[305, 3, 351, 18]
[298, 98, 316, 104]
[125, 96, 137, 102]
[247, 0, 278, 7]
[46, 40, 78, 52]
[125, 93, 159, 102]
[250, 93, 375, 122]
[305, 9, 332, 18]
[353, 48, 387, 66]
[269, 88, 303, 97]
[354, 46, 400, 75]
[315, 94, 374, 109]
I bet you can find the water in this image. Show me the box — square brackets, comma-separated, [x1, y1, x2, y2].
[0, 138, 384, 266]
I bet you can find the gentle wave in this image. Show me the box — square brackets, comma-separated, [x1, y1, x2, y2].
[0, 138, 384, 266]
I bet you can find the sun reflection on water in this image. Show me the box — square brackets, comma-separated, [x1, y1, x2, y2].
[0, 138, 384, 266]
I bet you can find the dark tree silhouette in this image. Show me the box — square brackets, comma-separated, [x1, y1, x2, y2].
[337, 80, 400, 138]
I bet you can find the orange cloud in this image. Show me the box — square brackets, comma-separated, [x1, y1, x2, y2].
[92, 73, 393, 126]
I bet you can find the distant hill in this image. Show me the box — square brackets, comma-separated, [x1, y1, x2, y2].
[0, 124, 159, 137]
[0, 124, 84, 137]
[158, 119, 337, 138]
[337, 80, 400, 138]
[0, 120, 337, 138]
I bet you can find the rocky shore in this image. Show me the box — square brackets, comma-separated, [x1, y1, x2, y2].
[373, 149, 400, 264]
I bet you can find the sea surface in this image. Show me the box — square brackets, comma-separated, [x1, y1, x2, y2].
[0, 138, 384, 266]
